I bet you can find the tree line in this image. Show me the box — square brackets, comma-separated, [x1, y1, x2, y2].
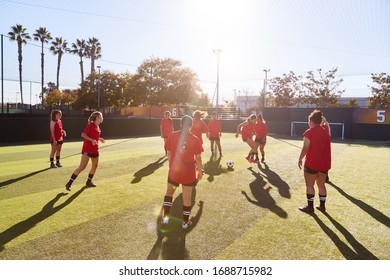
[7, 23, 389, 111]
[7, 23, 208, 110]
[266, 68, 389, 108]
[7, 24, 101, 105]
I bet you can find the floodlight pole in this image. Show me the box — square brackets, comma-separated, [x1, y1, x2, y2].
[1, 34, 3, 114]
[262, 69, 270, 108]
[213, 49, 222, 117]
[97, 65, 101, 110]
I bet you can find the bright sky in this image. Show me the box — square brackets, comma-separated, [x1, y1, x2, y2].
[1, 0, 389, 105]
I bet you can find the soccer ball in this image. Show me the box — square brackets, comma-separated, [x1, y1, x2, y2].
[226, 160, 234, 168]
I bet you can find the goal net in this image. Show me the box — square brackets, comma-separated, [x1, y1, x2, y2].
[290, 121, 345, 140]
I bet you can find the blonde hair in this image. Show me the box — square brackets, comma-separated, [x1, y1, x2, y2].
[193, 110, 207, 119]
[88, 111, 102, 123]
[50, 109, 62, 121]
[257, 114, 266, 123]
[179, 115, 193, 150]
[248, 114, 256, 121]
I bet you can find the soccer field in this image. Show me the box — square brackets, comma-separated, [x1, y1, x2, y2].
[0, 134, 389, 260]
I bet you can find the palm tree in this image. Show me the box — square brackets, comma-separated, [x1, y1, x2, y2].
[50, 37, 68, 89]
[8, 24, 31, 104]
[33, 27, 52, 105]
[86, 37, 102, 75]
[69, 39, 87, 84]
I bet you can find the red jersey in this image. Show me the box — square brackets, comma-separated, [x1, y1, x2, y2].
[81, 122, 101, 154]
[207, 119, 221, 138]
[165, 130, 204, 185]
[303, 125, 331, 171]
[241, 122, 254, 141]
[50, 120, 64, 142]
[190, 119, 209, 144]
[160, 117, 174, 137]
[254, 122, 268, 140]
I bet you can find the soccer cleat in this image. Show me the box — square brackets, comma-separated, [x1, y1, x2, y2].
[161, 216, 170, 224]
[245, 156, 253, 163]
[254, 158, 259, 163]
[182, 220, 192, 230]
[65, 182, 72, 191]
[56, 162, 62, 168]
[299, 205, 314, 213]
[86, 180, 97, 187]
[50, 163, 58, 168]
[261, 157, 265, 163]
[316, 205, 326, 212]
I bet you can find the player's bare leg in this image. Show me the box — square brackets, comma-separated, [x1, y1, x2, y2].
[299, 172, 316, 213]
[316, 172, 327, 211]
[162, 183, 177, 224]
[182, 185, 193, 229]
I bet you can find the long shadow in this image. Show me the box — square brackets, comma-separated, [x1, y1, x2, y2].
[258, 162, 291, 198]
[203, 155, 226, 182]
[329, 182, 390, 228]
[0, 186, 90, 251]
[311, 213, 379, 260]
[60, 139, 138, 160]
[131, 156, 168, 184]
[0, 167, 51, 189]
[273, 136, 302, 149]
[242, 167, 288, 218]
[98, 138, 136, 150]
[147, 189, 203, 260]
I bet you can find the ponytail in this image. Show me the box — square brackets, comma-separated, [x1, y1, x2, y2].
[179, 115, 193, 150]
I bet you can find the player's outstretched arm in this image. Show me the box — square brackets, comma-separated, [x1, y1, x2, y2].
[235, 120, 247, 137]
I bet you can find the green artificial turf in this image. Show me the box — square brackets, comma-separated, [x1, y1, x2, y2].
[0, 134, 389, 260]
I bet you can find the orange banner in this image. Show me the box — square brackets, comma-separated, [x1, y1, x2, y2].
[352, 109, 390, 124]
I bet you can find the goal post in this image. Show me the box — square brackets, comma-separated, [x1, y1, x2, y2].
[291, 121, 345, 140]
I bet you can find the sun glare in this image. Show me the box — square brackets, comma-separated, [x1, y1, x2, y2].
[189, 0, 248, 49]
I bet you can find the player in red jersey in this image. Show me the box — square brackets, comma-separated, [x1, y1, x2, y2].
[160, 111, 174, 155]
[49, 109, 66, 168]
[207, 112, 222, 156]
[254, 114, 268, 163]
[236, 114, 257, 162]
[298, 110, 331, 213]
[65, 111, 105, 191]
[161, 115, 204, 229]
[190, 110, 209, 144]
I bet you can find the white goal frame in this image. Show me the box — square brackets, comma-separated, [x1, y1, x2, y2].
[291, 121, 345, 140]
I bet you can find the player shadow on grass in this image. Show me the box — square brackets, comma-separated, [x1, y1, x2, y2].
[131, 156, 168, 184]
[0, 167, 51, 189]
[241, 167, 288, 218]
[0, 186, 90, 252]
[147, 190, 203, 260]
[257, 162, 291, 199]
[60, 139, 137, 160]
[328, 182, 390, 229]
[203, 155, 228, 182]
[311, 212, 379, 260]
